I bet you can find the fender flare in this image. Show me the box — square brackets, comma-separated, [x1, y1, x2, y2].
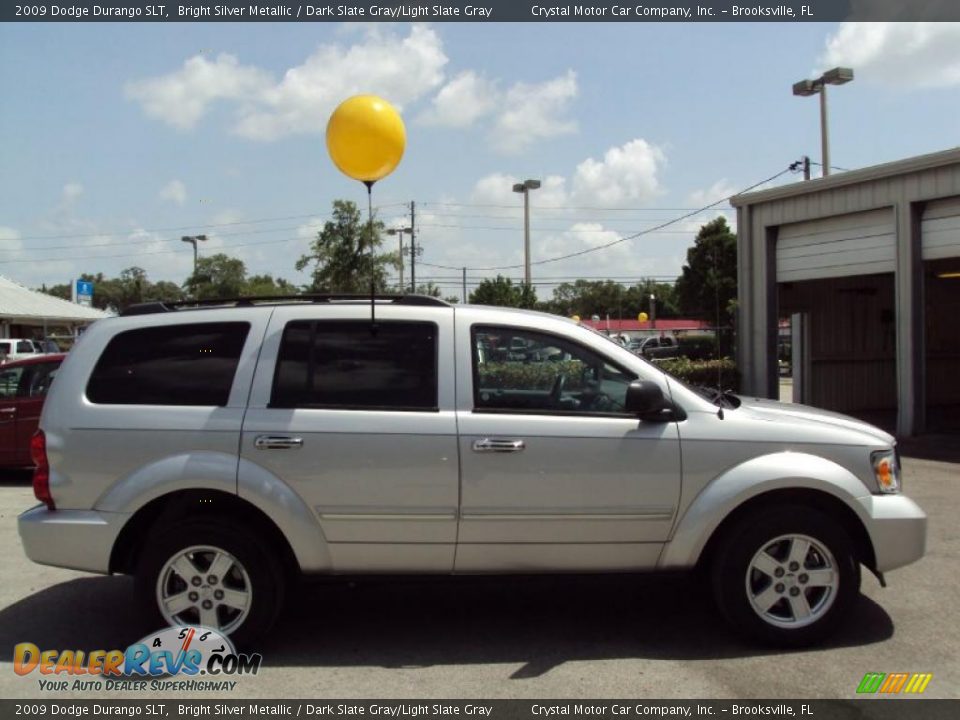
[96, 451, 331, 573]
[658, 451, 873, 570]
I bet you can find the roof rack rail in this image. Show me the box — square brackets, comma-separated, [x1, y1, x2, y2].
[119, 293, 450, 316]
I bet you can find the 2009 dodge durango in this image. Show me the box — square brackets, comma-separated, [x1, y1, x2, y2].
[19, 295, 927, 646]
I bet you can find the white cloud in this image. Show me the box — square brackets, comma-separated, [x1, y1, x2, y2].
[687, 179, 737, 207]
[571, 139, 666, 207]
[62, 182, 84, 204]
[125, 53, 272, 130]
[492, 70, 578, 155]
[819, 22, 960, 88]
[235, 25, 447, 141]
[159, 179, 187, 206]
[418, 71, 498, 127]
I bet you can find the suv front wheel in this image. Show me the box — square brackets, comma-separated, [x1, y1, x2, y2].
[135, 519, 284, 647]
[711, 505, 861, 646]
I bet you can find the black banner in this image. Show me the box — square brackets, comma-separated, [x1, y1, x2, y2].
[3, 1, 960, 23]
[1, 700, 959, 720]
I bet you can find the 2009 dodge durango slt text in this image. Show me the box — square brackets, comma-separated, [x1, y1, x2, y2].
[18, 295, 926, 646]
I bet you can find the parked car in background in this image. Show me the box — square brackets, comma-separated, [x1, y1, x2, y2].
[0, 338, 43, 363]
[638, 334, 718, 362]
[0, 354, 65, 468]
[638, 335, 681, 360]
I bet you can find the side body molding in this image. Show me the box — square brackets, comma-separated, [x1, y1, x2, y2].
[658, 452, 872, 570]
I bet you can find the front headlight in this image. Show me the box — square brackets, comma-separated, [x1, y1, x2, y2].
[871, 449, 901, 494]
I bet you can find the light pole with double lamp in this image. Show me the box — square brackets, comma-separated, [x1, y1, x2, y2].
[181, 234, 208, 275]
[512, 179, 541, 286]
[792, 67, 854, 177]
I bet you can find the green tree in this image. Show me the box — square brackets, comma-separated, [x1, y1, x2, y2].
[147, 280, 186, 304]
[245, 274, 298, 297]
[184, 254, 248, 300]
[469, 275, 536, 308]
[674, 217, 738, 328]
[295, 200, 398, 293]
[545, 279, 679, 320]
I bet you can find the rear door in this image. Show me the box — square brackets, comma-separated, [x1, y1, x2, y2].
[240, 304, 458, 572]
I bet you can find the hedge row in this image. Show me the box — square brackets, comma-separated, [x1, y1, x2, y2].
[477, 357, 740, 394]
[655, 357, 740, 392]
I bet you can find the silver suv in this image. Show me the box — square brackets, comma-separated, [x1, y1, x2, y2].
[19, 295, 926, 646]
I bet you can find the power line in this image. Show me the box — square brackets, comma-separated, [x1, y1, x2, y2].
[418, 166, 793, 272]
[421, 201, 737, 212]
[0, 234, 308, 265]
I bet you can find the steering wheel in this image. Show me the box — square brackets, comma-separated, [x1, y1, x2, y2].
[549, 373, 566, 405]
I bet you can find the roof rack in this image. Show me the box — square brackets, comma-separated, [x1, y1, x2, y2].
[119, 293, 450, 317]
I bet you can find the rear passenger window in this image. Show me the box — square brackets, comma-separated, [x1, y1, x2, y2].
[87, 323, 249, 406]
[271, 321, 437, 411]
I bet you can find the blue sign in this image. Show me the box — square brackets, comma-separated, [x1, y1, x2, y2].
[75, 279, 94, 307]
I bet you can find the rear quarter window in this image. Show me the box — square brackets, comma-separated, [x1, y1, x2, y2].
[86, 322, 250, 406]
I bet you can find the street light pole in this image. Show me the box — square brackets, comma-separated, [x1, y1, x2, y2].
[181, 234, 208, 275]
[512, 179, 541, 286]
[792, 67, 853, 178]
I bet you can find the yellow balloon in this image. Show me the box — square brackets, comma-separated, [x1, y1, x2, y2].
[326, 95, 406, 183]
[638, 312, 649, 322]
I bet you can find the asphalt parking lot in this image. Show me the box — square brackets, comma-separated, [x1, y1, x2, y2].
[0, 436, 957, 700]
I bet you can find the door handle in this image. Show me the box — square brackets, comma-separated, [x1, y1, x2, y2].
[472, 438, 526, 453]
[254, 435, 304, 450]
[0, 407, 16, 414]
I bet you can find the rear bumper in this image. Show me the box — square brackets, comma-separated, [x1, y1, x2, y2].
[857, 494, 927, 573]
[18, 505, 131, 574]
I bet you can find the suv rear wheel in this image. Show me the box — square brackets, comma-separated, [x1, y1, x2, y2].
[135, 519, 284, 647]
[711, 505, 860, 646]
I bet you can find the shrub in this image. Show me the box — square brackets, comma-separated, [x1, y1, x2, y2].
[655, 357, 740, 392]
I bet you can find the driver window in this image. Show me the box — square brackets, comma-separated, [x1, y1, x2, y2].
[472, 326, 635, 414]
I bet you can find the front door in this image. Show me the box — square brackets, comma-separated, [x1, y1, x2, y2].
[0, 365, 26, 466]
[454, 316, 682, 572]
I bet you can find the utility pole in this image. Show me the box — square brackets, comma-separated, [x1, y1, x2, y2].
[409, 200, 417, 293]
[462, 267, 467, 303]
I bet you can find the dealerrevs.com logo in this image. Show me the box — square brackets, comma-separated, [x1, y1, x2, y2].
[13, 626, 262, 692]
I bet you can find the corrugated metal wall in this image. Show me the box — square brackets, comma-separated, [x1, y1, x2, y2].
[780, 275, 896, 415]
[922, 196, 960, 260]
[777, 209, 895, 282]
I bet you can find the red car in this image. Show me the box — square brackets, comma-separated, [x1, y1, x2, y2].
[0, 353, 65, 468]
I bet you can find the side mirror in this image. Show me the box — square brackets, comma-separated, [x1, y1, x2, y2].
[624, 381, 668, 418]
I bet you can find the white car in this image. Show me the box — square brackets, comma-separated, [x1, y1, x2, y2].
[0, 338, 43, 363]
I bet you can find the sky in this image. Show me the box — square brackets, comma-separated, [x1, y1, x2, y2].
[1, 20, 959, 300]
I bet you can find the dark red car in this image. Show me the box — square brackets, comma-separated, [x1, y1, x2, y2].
[0, 353, 65, 468]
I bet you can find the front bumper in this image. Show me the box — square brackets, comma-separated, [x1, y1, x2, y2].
[857, 494, 927, 573]
[18, 504, 131, 574]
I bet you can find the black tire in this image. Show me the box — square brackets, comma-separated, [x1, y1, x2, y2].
[135, 518, 285, 649]
[711, 505, 860, 647]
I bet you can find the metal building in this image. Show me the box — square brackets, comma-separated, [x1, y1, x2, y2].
[732, 147, 960, 436]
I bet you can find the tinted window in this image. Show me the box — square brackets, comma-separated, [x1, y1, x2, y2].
[272, 321, 437, 410]
[87, 323, 249, 406]
[473, 326, 635, 414]
[27, 362, 61, 398]
[0, 367, 24, 398]
[17, 341, 34, 353]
